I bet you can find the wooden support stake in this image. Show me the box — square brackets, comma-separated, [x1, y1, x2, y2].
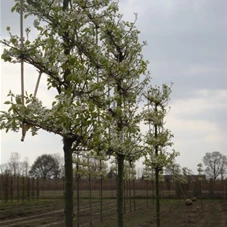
[34, 71, 42, 98]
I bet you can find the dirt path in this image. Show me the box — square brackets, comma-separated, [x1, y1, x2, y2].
[197, 200, 226, 227]
[217, 202, 227, 227]
[0, 199, 226, 227]
[0, 209, 64, 227]
[0, 200, 117, 227]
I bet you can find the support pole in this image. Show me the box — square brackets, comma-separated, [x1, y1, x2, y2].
[34, 71, 42, 98]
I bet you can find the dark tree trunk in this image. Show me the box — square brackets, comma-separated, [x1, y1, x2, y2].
[5, 174, 9, 203]
[63, 0, 70, 11]
[63, 137, 74, 227]
[27, 177, 30, 201]
[76, 160, 80, 227]
[117, 154, 125, 227]
[10, 176, 13, 203]
[152, 179, 155, 205]
[36, 178, 39, 200]
[124, 180, 126, 215]
[32, 178, 35, 200]
[155, 168, 160, 227]
[17, 175, 19, 202]
[133, 179, 136, 211]
[89, 173, 92, 226]
[100, 172, 103, 222]
[129, 179, 132, 212]
[22, 176, 25, 202]
[154, 104, 161, 227]
[146, 180, 148, 207]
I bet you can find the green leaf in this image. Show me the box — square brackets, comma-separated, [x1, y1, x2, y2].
[11, 3, 18, 13]
[25, 40, 30, 45]
[1, 53, 12, 62]
[24, 14, 30, 19]
[11, 38, 17, 45]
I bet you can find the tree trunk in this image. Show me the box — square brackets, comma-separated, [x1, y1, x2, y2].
[76, 167, 80, 227]
[117, 154, 125, 227]
[152, 179, 155, 205]
[124, 180, 126, 215]
[63, 137, 74, 227]
[154, 104, 161, 227]
[10, 176, 13, 203]
[129, 179, 132, 212]
[27, 177, 30, 201]
[155, 168, 160, 227]
[89, 173, 92, 226]
[146, 180, 148, 207]
[17, 175, 19, 202]
[22, 176, 25, 202]
[37, 178, 39, 201]
[100, 175, 103, 222]
[133, 179, 136, 211]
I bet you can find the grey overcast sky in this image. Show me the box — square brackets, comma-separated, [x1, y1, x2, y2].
[0, 0, 227, 173]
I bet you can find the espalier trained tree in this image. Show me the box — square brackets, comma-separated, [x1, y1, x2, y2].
[92, 5, 149, 227]
[143, 85, 178, 227]
[0, 1, 150, 226]
[1, 0, 106, 225]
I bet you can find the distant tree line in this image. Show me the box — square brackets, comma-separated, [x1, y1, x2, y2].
[1, 151, 226, 181]
[0, 152, 29, 176]
[0, 152, 64, 179]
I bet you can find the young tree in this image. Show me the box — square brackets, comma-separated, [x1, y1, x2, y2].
[197, 163, 203, 176]
[165, 162, 181, 176]
[142, 85, 178, 227]
[8, 152, 21, 176]
[166, 162, 193, 199]
[0, 164, 10, 174]
[91, 3, 149, 226]
[203, 151, 227, 180]
[20, 156, 30, 177]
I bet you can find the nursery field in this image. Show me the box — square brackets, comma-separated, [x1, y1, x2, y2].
[0, 197, 226, 227]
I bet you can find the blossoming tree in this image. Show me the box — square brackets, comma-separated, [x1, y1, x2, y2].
[142, 84, 179, 227]
[1, 0, 150, 226]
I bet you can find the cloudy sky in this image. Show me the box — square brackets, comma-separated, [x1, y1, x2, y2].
[1, 0, 226, 174]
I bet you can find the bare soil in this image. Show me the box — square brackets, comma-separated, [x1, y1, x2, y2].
[0, 199, 226, 226]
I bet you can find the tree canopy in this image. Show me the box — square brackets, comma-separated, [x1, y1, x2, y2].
[203, 151, 227, 180]
[29, 154, 62, 179]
